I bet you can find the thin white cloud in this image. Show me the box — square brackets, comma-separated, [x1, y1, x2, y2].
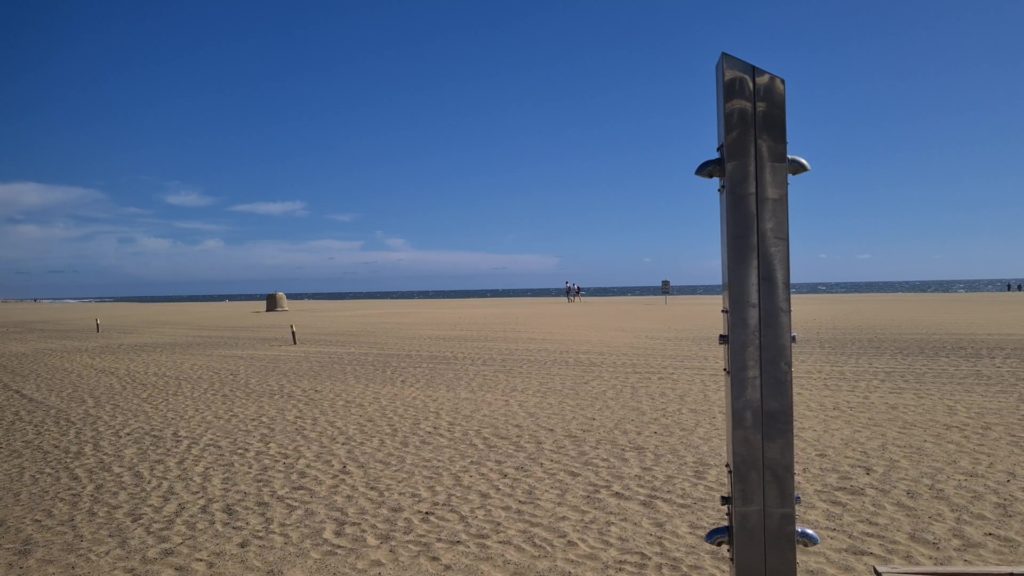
[856, 253, 872, 259]
[642, 257, 652, 262]
[132, 236, 176, 252]
[4, 222, 130, 243]
[6, 222, 93, 241]
[170, 220, 227, 231]
[818, 253, 828, 259]
[374, 231, 410, 251]
[0, 229, 558, 288]
[326, 213, 358, 222]
[383, 237, 410, 250]
[0, 182, 559, 296]
[136, 218, 227, 232]
[164, 190, 216, 207]
[306, 239, 364, 251]
[229, 201, 308, 216]
[0, 182, 106, 217]
[197, 239, 225, 250]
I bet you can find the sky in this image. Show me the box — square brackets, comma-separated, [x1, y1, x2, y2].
[2, 1, 1023, 298]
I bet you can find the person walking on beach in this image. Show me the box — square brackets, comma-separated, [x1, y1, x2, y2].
[575, 283, 582, 302]
[565, 281, 572, 303]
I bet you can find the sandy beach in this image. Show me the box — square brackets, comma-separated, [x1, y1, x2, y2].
[1, 294, 1021, 575]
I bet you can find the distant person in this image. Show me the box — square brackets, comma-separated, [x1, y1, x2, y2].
[575, 283, 582, 301]
[565, 281, 572, 303]
[1018, 284, 1022, 292]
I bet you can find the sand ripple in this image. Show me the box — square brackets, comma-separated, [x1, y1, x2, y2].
[1, 295, 1021, 574]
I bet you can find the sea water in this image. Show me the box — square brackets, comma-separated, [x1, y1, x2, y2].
[40, 278, 1023, 303]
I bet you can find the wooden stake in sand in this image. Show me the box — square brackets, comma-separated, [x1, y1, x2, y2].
[95, 318, 101, 333]
[290, 324, 297, 345]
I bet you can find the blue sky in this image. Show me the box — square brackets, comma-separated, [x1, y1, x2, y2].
[2, 1, 1022, 297]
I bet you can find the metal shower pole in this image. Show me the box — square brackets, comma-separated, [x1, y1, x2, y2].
[696, 52, 817, 576]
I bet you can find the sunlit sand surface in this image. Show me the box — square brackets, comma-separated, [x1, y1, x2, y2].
[2, 295, 1021, 575]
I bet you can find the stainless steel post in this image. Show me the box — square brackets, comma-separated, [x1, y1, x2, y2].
[696, 52, 816, 576]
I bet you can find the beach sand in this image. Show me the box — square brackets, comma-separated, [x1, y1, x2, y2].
[1, 294, 1021, 575]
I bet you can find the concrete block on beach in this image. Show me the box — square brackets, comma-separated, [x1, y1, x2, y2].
[265, 292, 289, 312]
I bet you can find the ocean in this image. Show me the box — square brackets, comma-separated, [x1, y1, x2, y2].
[36, 279, 1024, 303]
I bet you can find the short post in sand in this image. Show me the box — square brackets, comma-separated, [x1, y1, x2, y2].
[661, 279, 671, 305]
[695, 53, 816, 575]
[95, 318, 101, 333]
[290, 324, 297, 345]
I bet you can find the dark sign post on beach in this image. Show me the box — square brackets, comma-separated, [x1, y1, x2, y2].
[696, 53, 817, 576]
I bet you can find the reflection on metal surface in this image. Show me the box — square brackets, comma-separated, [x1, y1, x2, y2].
[695, 52, 817, 576]
[705, 525, 731, 547]
[753, 61, 797, 575]
[696, 157, 724, 179]
[715, 52, 767, 576]
[705, 526, 820, 549]
[795, 527, 821, 547]
[786, 155, 811, 176]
